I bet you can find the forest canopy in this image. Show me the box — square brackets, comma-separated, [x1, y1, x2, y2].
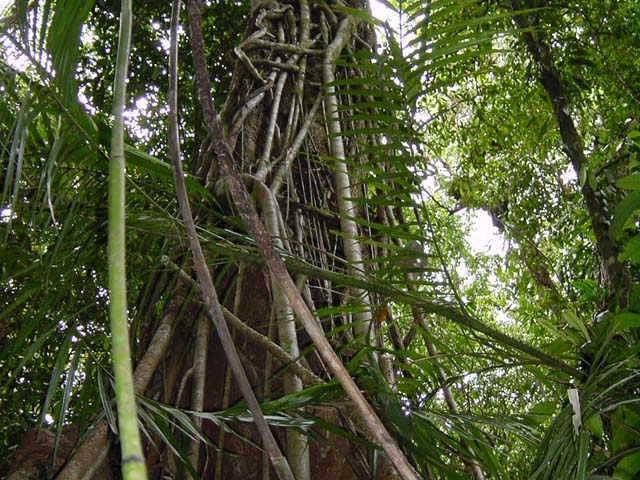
[1, 0, 639, 479]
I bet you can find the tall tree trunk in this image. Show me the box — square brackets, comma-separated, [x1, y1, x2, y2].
[510, 1, 631, 307]
[163, 0, 407, 477]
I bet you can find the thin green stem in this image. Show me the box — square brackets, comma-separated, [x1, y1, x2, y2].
[108, 0, 147, 478]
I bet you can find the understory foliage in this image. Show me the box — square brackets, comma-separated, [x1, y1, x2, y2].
[1, 0, 639, 479]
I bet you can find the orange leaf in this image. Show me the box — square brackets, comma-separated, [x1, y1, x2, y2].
[374, 304, 389, 324]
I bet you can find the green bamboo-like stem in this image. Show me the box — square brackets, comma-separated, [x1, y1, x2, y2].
[108, 0, 147, 478]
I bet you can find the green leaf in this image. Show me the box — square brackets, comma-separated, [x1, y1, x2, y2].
[47, 0, 96, 103]
[613, 451, 640, 480]
[627, 130, 640, 140]
[331, 4, 386, 27]
[619, 234, 640, 263]
[615, 312, 640, 330]
[136, 404, 199, 478]
[529, 401, 558, 416]
[97, 370, 118, 434]
[614, 312, 640, 330]
[617, 173, 640, 190]
[54, 342, 82, 461]
[579, 164, 589, 187]
[562, 310, 590, 343]
[585, 413, 604, 438]
[588, 170, 597, 191]
[525, 401, 558, 424]
[537, 318, 581, 345]
[575, 431, 590, 479]
[1, 323, 57, 390]
[611, 407, 640, 454]
[611, 190, 640, 240]
[40, 331, 73, 427]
